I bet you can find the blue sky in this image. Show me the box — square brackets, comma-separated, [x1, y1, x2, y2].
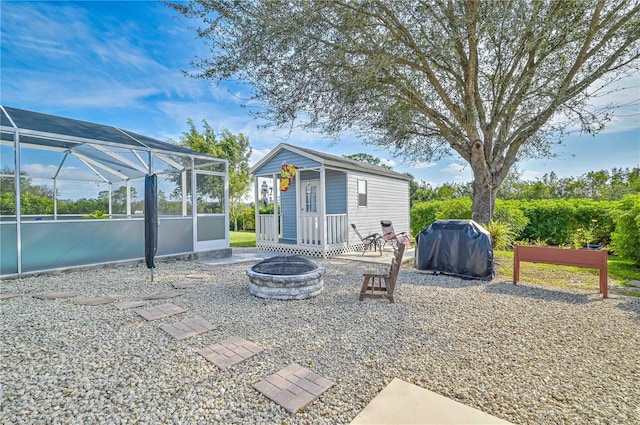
[1, 0, 639, 188]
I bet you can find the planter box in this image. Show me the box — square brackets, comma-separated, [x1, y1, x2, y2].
[513, 245, 608, 298]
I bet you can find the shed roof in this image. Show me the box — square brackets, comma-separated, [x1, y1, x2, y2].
[251, 143, 412, 181]
[0, 106, 224, 181]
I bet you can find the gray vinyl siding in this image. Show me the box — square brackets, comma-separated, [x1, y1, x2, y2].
[347, 172, 410, 246]
[325, 169, 347, 214]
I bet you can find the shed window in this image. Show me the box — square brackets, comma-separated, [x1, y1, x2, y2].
[357, 179, 367, 207]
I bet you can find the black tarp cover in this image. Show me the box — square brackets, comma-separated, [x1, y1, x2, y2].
[144, 174, 158, 271]
[414, 219, 494, 280]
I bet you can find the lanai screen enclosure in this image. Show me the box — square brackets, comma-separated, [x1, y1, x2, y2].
[0, 106, 229, 278]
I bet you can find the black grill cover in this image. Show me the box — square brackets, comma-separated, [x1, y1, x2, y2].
[144, 174, 158, 270]
[414, 219, 494, 280]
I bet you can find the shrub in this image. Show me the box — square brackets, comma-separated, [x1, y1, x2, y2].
[241, 206, 256, 231]
[410, 198, 472, 236]
[611, 194, 640, 264]
[410, 201, 441, 235]
[572, 200, 615, 245]
[494, 200, 529, 237]
[485, 221, 516, 250]
[519, 199, 576, 245]
[434, 198, 472, 220]
[517, 199, 616, 246]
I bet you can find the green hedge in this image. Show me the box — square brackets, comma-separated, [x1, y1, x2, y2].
[516, 199, 615, 246]
[411, 198, 615, 247]
[410, 199, 473, 236]
[611, 194, 640, 263]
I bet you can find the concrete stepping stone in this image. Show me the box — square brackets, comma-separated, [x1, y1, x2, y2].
[72, 296, 117, 306]
[349, 378, 513, 424]
[199, 336, 264, 370]
[140, 291, 182, 300]
[253, 363, 335, 414]
[186, 273, 209, 279]
[161, 316, 215, 340]
[172, 281, 198, 289]
[1, 292, 22, 300]
[33, 291, 81, 300]
[114, 300, 147, 310]
[136, 303, 186, 321]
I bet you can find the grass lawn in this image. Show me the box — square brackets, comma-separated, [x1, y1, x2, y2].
[230, 230, 256, 247]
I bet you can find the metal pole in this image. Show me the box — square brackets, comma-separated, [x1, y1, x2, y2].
[108, 183, 112, 218]
[149, 151, 154, 281]
[14, 129, 22, 275]
[53, 178, 57, 220]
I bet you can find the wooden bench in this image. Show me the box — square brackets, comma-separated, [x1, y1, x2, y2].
[359, 244, 405, 303]
[513, 245, 608, 298]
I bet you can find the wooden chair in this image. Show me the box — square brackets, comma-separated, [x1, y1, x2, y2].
[359, 244, 405, 303]
[380, 220, 412, 251]
[351, 223, 382, 256]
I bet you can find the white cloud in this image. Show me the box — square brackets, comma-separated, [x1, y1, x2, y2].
[441, 162, 468, 173]
[380, 158, 396, 167]
[412, 161, 437, 169]
[250, 148, 272, 166]
[521, 170, 543, 180]
[20, 163, 59, 178]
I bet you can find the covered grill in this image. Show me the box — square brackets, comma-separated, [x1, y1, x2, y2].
[414, 219, 494, 280]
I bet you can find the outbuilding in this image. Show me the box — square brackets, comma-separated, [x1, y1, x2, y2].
[0, 106, 230, 277]
[250, 143, 411, 257]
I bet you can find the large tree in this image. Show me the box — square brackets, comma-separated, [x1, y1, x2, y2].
[177, 119, 252, 230]
[169, 0, 640, 222]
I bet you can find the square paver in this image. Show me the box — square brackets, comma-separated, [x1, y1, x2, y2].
[253, 363, 335, 414]
[135, 303, 186, 321]
[161, 316, 215, 340]
[199, 336, 264, 369]
[140, 291, 182, 300]
[114, 300, 147, 310]
[72, 296, 117, 305]
[33, 291, 81, 300]
[172, 281, 198, 289]
[1, 292, 22, 300]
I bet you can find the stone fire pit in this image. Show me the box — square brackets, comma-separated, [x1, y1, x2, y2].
[246, 255, 325, 300]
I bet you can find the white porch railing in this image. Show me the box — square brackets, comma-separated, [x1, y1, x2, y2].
[256, 214, 281, 243]
[258, 213, 348, 246]
[299, 214, 321, 245]
[299, 214, 348, 246]
[326, 214, 348, 245]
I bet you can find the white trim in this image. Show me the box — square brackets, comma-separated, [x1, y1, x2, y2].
[250, 142, 325, 173]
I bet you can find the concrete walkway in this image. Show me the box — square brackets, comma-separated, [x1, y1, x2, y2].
[197, 246, 414, 266]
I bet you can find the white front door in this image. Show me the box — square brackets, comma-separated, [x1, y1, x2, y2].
[299, 179, 321, 245]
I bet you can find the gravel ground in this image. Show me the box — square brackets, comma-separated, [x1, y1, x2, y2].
[1, 256, 639, 425]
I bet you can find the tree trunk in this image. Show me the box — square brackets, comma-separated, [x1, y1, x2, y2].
[471, 176, 496, 224]
[470, 140, 496, 224]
